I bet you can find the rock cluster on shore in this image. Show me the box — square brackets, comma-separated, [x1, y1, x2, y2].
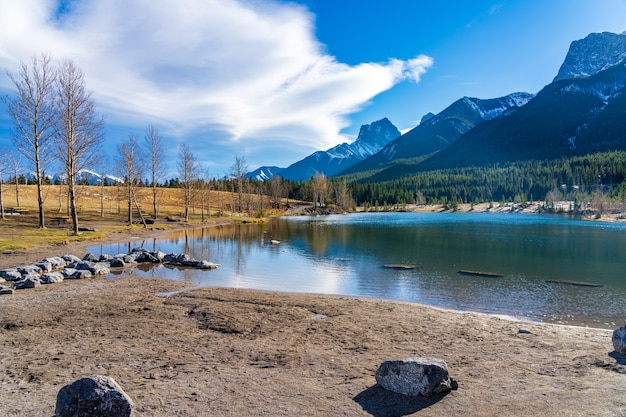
[0, 247, 218, 295]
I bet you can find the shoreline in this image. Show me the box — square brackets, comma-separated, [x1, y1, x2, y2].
[2, 215, 623, 331]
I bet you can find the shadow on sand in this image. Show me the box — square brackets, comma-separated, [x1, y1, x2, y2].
[609, 351, 626, 366]
[353, 384, 449, 417]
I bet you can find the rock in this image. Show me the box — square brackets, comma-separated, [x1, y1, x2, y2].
[82, 252, 100, 262]
[61, 268, 77, 278]
[34, 261, 53, 273]
[76, 261, 110, 275]
[109, 258, 125, 268]
[0, 268, 22, 281]
[99, 254, 114, 262]
[55, 375, 134, 417]
[41, 272, 64, 284]
[62, 254, 82, 264]
[68, 270, 93, 280]
[197, 260, 219, 270]
[0, 286, 15, 295]
[17, 264, 42, 276]
[613, 322, 626, 354]
[45, 256, 67, 269]
[375, 358, 456, 397]
[13, 276, 42, 289]
[136, 252, 160, 263]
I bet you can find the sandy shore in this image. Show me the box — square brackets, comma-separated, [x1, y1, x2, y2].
[1, 273, 625, 417]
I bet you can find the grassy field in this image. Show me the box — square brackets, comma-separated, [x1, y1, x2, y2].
[0, 184, 281, 251]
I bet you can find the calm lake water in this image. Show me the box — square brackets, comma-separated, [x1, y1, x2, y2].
[88, 212, 626, 329]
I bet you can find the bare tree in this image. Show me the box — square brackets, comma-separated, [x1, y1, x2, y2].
[5, 148, 22, 208]
[178, 142, 198, 222]
[117, 134, 145, 225]
[311, 173, 329, 208]
[0, 148, 5, 218]
[230, 155, 248, 214]
[4, 53, 56, 227]
[334, 178, 353, 211]
[144, 125, 166, 218]
[268, 174, 284, 209]
[55, 59, 105, 234]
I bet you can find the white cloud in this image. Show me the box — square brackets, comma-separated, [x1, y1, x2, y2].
[0, 0, 433, 171]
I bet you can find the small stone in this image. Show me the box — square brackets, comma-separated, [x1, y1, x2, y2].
[518, 329, 532, 334]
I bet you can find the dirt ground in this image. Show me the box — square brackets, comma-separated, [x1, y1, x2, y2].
[1, 271, 626, 416]
[1, 221, 626, 416]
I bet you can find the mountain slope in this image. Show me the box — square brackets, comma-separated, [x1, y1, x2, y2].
[278, 118, 400, 181]
[554, 31, 626, 81]
[342, 92, 533, 175]
[406, 60, 626, 173]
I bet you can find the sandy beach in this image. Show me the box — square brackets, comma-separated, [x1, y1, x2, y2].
[1, 223, 626, 416]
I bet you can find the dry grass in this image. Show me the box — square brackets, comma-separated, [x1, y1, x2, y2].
[0, 184, 280, 251]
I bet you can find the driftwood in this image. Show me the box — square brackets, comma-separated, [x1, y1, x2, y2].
[546, 279, 603, 288]
[383, 264, 421, 270]
[458, 270, 504, 278]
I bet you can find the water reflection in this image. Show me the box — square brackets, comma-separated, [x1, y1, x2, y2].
[89, 213, 626, 328]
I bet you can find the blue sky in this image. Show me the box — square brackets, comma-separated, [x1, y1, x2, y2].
[0, 0, 625, 177]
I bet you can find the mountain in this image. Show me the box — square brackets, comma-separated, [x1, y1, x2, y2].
[371, 33, 626, 177]
[245, 166, 284, 181]
[277, 118, 400, 181]
[554, 31, 626, 81]
[342, 92, 533, 175]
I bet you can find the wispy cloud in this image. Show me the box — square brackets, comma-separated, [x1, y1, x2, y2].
[0, 0, 433, 171]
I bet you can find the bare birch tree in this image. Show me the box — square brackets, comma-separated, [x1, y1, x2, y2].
[117, 134, 144, 225]
[231, 155, 248, 214]
[4, 53, 56, 227]
[6, 148, 22, 208]
[55, 59, 105, 234]
[178, 142, 198, 222]
[144, 125, 166, 218]
[0, 148, 5, 218]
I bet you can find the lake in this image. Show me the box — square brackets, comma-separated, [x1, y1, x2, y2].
[88, 212, 626, 329]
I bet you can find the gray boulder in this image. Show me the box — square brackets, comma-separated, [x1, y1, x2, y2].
[34, 261, 53, 273]
[17, 264, 42, 276]
[68, 270, 93, 280]
[82, 252, 100, 262]
[44, 257, 67, 270]
[55, 375, 134, 417]
[62, 254, 82, 264]
[613, 322, 626, 355]
[13, 276, 42, 289]
[99, 254, 114, 262]
[41, 272, 64, 284]
[0, 269, 22, 281]
[61, 268, 78, 278]
[109, 258, 125, 268]
[375, 358, 456, 397]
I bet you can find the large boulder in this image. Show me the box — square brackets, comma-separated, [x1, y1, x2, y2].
[613, 322, 626, 355]
[375, 358, 456, 397]
[55, 375, 134, 417]
[17, 264, 42, 276]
